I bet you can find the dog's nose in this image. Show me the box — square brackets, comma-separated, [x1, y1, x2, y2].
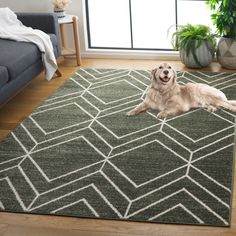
[163, 70, 169, 75]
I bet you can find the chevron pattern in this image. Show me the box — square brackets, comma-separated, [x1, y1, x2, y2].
[0, 68, 235, 226]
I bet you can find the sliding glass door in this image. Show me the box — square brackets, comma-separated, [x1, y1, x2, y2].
[86, 0, 213, 51]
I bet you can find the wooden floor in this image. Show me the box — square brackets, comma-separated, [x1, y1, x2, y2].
[0, 58, 236, 236]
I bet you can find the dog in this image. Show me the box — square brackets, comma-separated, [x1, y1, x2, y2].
[127, 62, 236, 119]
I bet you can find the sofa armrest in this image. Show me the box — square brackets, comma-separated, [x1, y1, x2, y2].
[16, 12, 61, 55]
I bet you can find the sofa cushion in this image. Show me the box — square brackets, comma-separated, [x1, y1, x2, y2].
[0, 66, 9, 89]
[0, 38, 41, 81]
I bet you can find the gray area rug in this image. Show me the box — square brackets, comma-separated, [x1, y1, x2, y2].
[0, 68, 235, 226]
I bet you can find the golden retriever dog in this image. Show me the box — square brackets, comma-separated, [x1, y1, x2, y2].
[127, 62, 236, 119]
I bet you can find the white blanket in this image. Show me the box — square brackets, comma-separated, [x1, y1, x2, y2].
[0, 8, 57, 80]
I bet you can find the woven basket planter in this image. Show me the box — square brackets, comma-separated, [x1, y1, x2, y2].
[54, 7, 66, 18]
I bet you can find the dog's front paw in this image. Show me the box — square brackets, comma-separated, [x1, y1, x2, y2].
[157, 111, 168, 119]
[207, 106, 217, 113]
[126, 110, 136, 116]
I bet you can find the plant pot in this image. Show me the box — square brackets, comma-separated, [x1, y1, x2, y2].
[179, 40, 214, 69]
[217, 37, 236, 69]
[54, 7, 66, 18]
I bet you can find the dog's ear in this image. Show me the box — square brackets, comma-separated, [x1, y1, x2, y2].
[172, 68, 177, 82]
[151, 68, 157, 75]
[174, 68, 177, 79]
[151, 68, 157, 79]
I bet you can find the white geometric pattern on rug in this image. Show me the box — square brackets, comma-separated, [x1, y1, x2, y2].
[0, 68, 235, 226]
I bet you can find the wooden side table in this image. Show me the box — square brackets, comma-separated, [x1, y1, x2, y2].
[58, 14, 81, 66]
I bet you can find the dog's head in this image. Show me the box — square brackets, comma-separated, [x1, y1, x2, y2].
[151, 63, 177, 89]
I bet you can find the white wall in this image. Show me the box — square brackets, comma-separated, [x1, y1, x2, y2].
[0, 0, 52, 12]
[0, 0, 82, 15]
[0, 0, 87, 53]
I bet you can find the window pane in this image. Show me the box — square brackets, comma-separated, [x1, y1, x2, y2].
[131, 0, 176, 49]
[177, 0, 214, 29]
[87, 0, 131, 48]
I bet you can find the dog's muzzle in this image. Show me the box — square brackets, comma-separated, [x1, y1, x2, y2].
[159, 76, 171, 83]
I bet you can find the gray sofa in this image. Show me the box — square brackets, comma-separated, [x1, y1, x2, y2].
[0, 12, 61, 106]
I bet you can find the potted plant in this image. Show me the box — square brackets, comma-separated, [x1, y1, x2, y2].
[51, 0, 71, 18]
[206, 0, 236, 69]
[172, 24, 216, 68]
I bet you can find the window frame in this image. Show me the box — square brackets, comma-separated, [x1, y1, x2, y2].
[85, 0, 208, 52]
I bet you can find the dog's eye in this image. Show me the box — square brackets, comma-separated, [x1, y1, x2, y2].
[168, 66, 171, 69]
[159, 66, 163, 69]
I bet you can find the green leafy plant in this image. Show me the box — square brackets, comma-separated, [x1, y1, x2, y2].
[172, 24, 216, 66]
[206, 0, 236, 40]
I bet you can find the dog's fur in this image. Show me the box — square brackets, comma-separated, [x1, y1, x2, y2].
[127, 62, 236, 118]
